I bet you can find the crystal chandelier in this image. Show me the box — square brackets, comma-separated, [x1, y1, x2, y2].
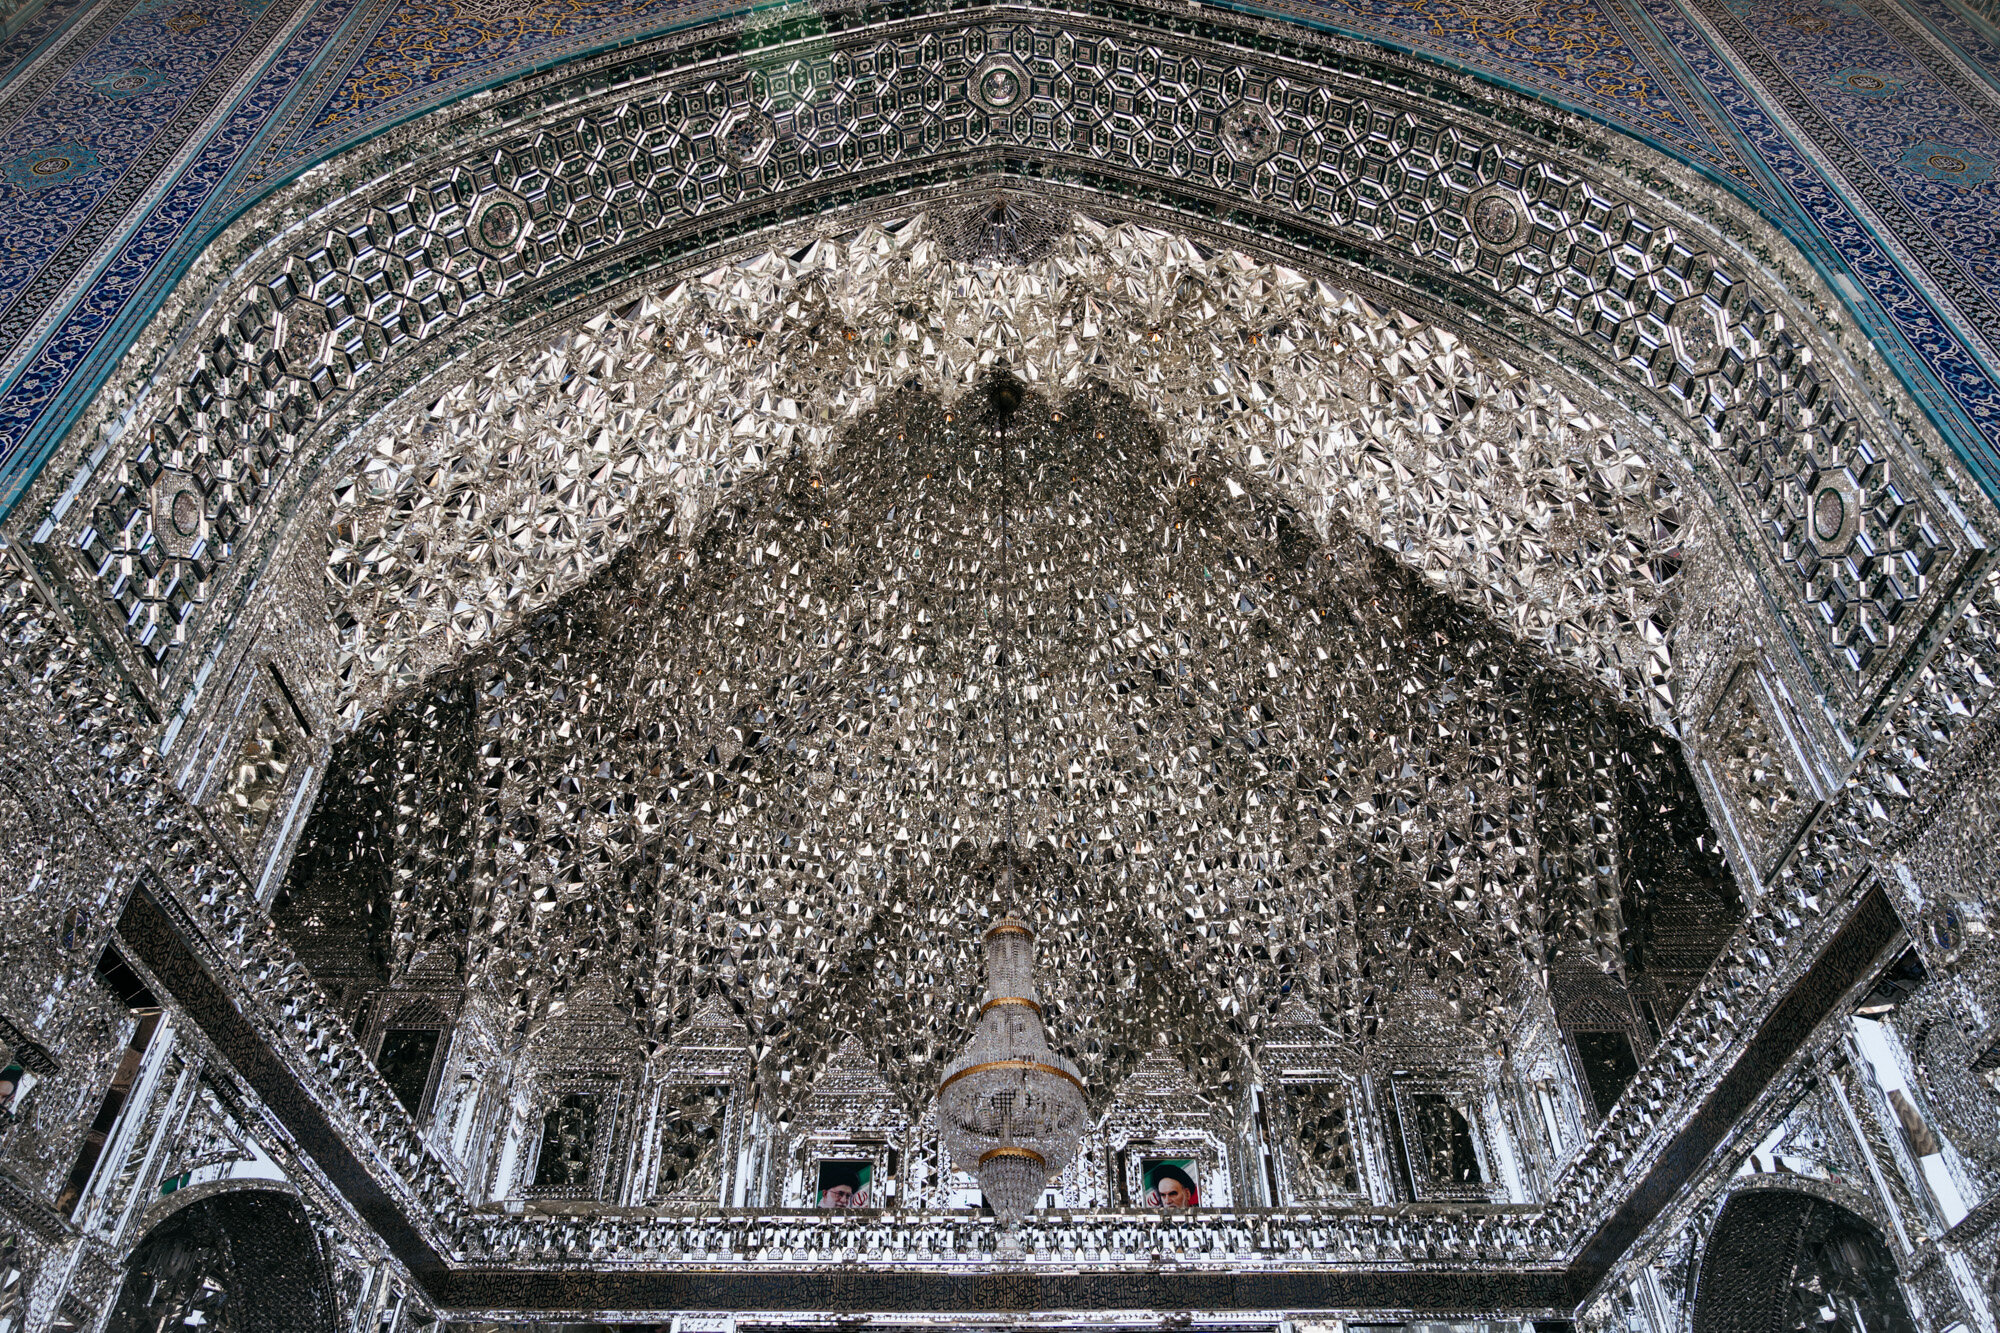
[937, 912, 1088, 1227]
[935, 377, 1088, 1230]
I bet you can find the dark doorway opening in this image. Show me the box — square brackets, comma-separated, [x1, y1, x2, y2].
[1575, 1030, 1640, 1119]
[106, 1190, 337, 1333]
[1693, 1189, 1916, 1333]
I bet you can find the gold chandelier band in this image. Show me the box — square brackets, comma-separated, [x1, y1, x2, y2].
[978, 1145, 1047, 1168]
[984, 921, 1033, 940]
[979, 995, 1043, 1016]
[938, 1058, 1084, 1095]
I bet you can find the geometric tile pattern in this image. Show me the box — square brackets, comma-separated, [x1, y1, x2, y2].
[0, 0, 285, 358]
[291, 0, 1761, 195]
[1634, 0, 2000, 482]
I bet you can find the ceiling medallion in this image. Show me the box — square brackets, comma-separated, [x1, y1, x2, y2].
[1218, 103, 1281, 164]
[467, 189, 532, 257]
[937, 913, 1088, 1233]
[1809, 475, 1862, 557]
[150, 481, 206, 559]
[1467, 183, 1532, 254]
[718, 109, 778, 169]
[1668, 291, 1731, 375]
[969, 53, 1031, 113]
[272, 305, 327, 375]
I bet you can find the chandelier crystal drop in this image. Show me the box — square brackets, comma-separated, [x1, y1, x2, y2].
[937, 912, 1088, 1227]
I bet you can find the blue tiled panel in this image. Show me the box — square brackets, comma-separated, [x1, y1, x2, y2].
[0, 0, 277, 331]
[1902, 0, 2000, 102]
[0, 0, 360, 499]
[1636, 0, 2000, 480]
[245, 0, 1764, 197]
[310, 0, 729, 131]
[1727, 0, 2000, 343]
[1229, 0, 1767, 195]
[0, 0, 95, 92]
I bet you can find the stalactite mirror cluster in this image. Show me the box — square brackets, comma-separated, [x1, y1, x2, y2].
[275, 272, 1736, 1224]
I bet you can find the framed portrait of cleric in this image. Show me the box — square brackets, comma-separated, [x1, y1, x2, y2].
[815, 1158, 874, 1209]
[1140, 1157, 1200, 1208]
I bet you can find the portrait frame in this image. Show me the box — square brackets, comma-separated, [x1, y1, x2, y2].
[1140, 1156, 1201, 1209]
[814, 1157, 875, 1210]
[1388, 1075, 1506, 1203]
[1277, 1074, 1370, 1202]
[799, 1140, 891, 1210]
[521, 1075, 625, 1201]
[1113, 1134, 1226, 1208]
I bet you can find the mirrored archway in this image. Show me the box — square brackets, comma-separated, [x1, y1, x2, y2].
[1693, 1188, 1917, 1333]
[107, 1190, 338, 1333]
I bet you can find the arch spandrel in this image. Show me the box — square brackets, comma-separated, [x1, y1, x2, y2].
[15, 1, 1989, 788]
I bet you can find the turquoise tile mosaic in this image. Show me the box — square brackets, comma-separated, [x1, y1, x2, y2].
[1642, 0, 2000, 471]
[0, 0, 277, 330]
[0, 0, 95, 92]
[245, 0, 1763, 199]
[1724, 0, 2000, 349]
